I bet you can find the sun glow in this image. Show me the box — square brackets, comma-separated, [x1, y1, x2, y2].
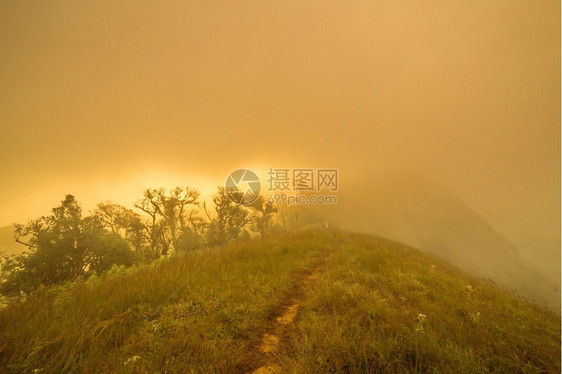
[100, 170, 221, 208]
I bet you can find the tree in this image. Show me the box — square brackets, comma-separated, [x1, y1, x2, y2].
[247, 195, 278, 236]
[0, 195, 135, 296]
[204, 187, 249, 246]
[134, 187, 201, 256]
[95, 202, 146, 252]
[87, 232, 135, 274]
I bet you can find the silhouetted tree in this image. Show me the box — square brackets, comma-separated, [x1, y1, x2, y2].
[134, 187, 201, 256]
[0, 195, 134, 296]
[204, 187, 249, 246]
[247, 196, 278, 236]
[95, 202, 145, 252]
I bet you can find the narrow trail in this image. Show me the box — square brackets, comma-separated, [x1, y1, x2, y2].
[246, 254, 329, 374]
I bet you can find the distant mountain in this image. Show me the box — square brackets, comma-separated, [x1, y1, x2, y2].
[307, 176, 560, 309]
[0, 226, 24, 257]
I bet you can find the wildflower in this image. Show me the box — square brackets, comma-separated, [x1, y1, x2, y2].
[465, 285, 474, 300]
[124, 355, 141, 366]
[416, 313, 427, 334]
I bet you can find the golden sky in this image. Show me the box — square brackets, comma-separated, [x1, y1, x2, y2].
[0, 1, 559, 259]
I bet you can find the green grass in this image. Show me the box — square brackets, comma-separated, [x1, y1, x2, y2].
[277, 231, 560, 373]
[0, 230, 559, 373]
[0, 231, 331, 373]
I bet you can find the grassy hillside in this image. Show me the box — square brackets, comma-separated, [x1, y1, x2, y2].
[0, 230, 559, 373]
[307, 180, 561, 309]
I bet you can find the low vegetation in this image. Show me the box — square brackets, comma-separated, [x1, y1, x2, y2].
[0, 187, 277, 297]
[278, 231, 560, 373]
[0, 230, 559, 373]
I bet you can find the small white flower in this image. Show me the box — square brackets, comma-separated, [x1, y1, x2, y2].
[124, 355, 141, 366]
[416, 314, 427, 334]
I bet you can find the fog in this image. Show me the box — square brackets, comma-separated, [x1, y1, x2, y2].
[0, 1, 559, 302]
[303, 173, 560, 308]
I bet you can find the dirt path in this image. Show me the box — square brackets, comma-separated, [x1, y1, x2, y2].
[246, 256, 327, 374]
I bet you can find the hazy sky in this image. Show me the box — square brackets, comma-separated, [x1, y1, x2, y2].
[0, 1, 559, 258]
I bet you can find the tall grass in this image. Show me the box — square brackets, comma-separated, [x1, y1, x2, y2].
[0, 230, 559, 373]
[0, 231, 331, 373]
[277, 231, 560, 373]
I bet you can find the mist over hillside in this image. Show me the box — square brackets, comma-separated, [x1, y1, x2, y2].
[2, 175, 558, 310]
[0, 226, 21, 257]
[305, 175, 560, 309]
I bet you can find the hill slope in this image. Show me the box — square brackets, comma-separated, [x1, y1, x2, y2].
[0, 230, 559, 373]
[308, 178, 560, 309]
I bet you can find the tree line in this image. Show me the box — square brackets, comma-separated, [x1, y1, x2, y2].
[0, 186, 279, 296]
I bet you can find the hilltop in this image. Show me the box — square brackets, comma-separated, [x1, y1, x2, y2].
[0, 229, 559, 373]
